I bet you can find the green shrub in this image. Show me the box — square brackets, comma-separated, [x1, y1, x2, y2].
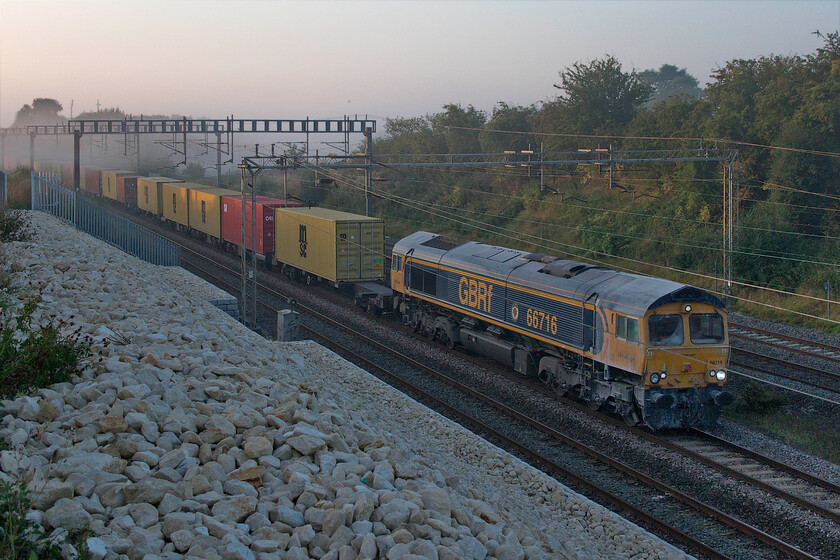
[0, 296, 92, 400]
[0, 480, 92, 560]
[0, 208, 31, 243]
[0, 480, 62, 559]
[734, 381, 787, 414]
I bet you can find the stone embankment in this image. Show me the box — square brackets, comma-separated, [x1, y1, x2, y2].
[0, 211, 691, 560]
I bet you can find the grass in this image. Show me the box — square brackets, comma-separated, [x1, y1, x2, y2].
[723, 408, 840, 464]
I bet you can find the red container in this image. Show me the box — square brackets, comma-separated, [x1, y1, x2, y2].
[60, 163, 74, 187]
[84, 168, 101, 196]
[116, 175, 139, 206]
[221, 195, 302, 256]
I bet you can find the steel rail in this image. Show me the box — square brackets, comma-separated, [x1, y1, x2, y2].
[730, 322, 840, 365]
[731, 349, 840, 393]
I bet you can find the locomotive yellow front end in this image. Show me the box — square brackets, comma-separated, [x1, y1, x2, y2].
[640, 301, 734, 429]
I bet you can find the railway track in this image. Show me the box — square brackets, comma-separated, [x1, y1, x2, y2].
[729, 322, 840, 365]
[666, 431, 840, 524]
[99, 204, 840, 558]
[176, 244, 826, 560]
[727, 322, 840, 398]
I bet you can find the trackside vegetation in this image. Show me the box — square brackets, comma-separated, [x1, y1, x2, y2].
[0, 209, 92, 400]
[0, 208, 93, 558]
[255, 32, 840, 332]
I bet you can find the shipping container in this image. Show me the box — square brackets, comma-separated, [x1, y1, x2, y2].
[221, 195, 302, 258]
[116, 175, 139, 207]
[83, 167, 101, 196]
[137, 177, 182, 215]
[188, 186, 239, 240]
[101, 170, 135, 201]
[274, 207, 385, 284]
[162, 182, 195, 228]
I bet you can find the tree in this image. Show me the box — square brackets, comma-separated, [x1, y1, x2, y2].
[430, 103, 486, 153]
[546, 55, 653, 135]
[478, 102, 538, 153]
[75, 107, 126, 120]
[638, 64, 702, 104]
[375, 116, 445, 154]
[12, 98, 65, 127]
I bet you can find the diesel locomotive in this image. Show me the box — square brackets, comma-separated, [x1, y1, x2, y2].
[390, 231, 733, 429]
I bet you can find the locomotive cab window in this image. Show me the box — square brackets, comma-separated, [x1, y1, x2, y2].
[392, 255, 402, 272]
[689, 313, 725, 344]
[616, 315, 639, 342]
[648, 314, 684, 346]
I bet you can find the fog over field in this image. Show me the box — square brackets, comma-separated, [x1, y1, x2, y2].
[0, 0, 837, 127]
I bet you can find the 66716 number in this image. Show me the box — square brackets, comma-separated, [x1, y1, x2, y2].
[526, 308, 558, 335]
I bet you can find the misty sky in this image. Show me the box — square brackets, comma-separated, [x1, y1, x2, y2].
[0, 0, 838, 128]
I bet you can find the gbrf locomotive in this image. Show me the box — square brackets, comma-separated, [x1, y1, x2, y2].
[390, 232, 733, 430]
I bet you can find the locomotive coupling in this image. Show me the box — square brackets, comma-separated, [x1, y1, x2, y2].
[711, 390, 735, 407]
[650, 393, 676, 410]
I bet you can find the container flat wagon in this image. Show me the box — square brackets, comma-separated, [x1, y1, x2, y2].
[187, 186, 240, 242]
[162, 182, 195, 229]
[137, 177, 182, 216]
[274, 207, 385, 286]
[220, 195, 302, 266]
[101, 170, 136, 202]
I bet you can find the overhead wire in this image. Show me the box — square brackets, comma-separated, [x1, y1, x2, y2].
[297, 160, 840, 324]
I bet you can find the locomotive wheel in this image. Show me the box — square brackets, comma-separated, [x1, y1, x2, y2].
[445, 335, 455, 350]
[587, 400, 602, 411]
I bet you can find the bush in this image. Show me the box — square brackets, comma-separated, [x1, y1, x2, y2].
[735, 381, 787, 414]
[0, 208, 31, 243]
[0, 296, 92, 400]
[0, 480, 61, 559]
[0, 480, 92, 560]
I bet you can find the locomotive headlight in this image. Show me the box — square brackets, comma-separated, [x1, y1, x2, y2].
[716, 370, 726, 381]
[684, 305, 692, 313]
[650, 373, 661, 384]
[660, 372, 667, 379]
[709, 370, 716, 378]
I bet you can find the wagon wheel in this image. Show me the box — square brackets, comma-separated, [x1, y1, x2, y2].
[305, 275, 312, 285]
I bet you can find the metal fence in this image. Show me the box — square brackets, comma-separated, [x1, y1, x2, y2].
[31, 172, 180, 266]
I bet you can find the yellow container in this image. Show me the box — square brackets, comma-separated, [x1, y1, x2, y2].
[162, 182, 194, 227]
[188, 186, 239, 240]
[137, 177, 182, 215]
[274, 207, 385, 284]
[101, 170, 135, 201]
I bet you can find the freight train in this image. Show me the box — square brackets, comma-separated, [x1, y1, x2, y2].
[28, 162, 732, 429]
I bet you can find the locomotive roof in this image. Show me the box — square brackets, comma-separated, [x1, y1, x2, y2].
[395, 232, 724, 316]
